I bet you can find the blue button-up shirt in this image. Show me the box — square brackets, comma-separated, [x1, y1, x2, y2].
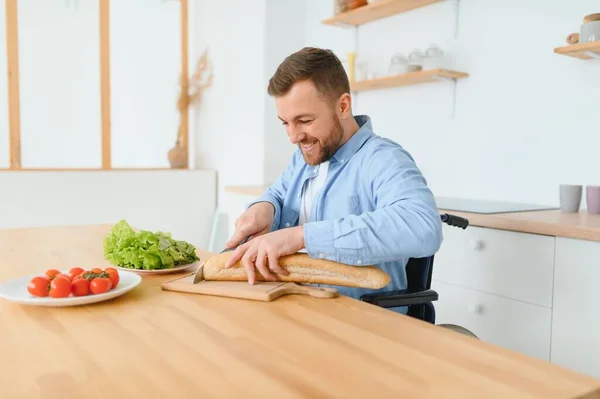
[249, 115, 443, 312]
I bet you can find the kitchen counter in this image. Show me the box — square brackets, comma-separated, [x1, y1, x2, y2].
[1, 224, 600, 398]
[437, 208, 600, 241]
[225, 186, 600, 242]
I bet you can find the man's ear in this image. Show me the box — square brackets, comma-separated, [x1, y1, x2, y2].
[338, 93, 352, 119]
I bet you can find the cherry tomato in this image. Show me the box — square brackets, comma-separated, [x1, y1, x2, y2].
[71, 279, 90, 296]
[27, 276, 50, 297]
[68, 267, 84, 281]
[54, 273, 71, 282]
[79, 271, 96, 281]
[49, 277, 71, 298]
[90, 278, 112, 295]
[106, 270, 119, 289]
[91, 268, 103, 274]
[45, 269, 61, 279]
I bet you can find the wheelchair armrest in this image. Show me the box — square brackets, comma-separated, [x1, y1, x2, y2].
[359, 288, 439, 309]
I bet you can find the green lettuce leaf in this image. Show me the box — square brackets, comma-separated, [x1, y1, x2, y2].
[103, 220, 199, 270]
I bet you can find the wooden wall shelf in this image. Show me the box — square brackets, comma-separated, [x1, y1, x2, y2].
[322, 0, 441, 26]
[554, 41, 600, 60]
[350, 69, 468, 92]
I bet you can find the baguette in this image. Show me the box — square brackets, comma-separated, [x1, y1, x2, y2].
[202, 251, 391, 289]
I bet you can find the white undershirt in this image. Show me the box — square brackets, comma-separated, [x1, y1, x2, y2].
[299, 161, 329, 225]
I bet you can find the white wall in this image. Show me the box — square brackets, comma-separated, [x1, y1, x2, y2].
[191, 0, 306, 204]
[0, 0, 182, 168]
[0, 170, 217, 248]
[18, 0, 101, 167]
[304, 0, 600, 207]
[191, 0, 267, 204]
[263, 0, 306, 184]
[110, 0, 181, 168]
[0, 1, 218, 247]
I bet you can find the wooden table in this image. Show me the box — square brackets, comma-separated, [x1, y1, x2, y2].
[1, 224, 599, 398]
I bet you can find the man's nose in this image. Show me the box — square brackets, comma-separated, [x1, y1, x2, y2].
[288, 127, 305, 144]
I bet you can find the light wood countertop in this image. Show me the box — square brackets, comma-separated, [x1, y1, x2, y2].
[225, 184, 268, 196]
[224, 186, 600, 242]
[438, 209, 600, 241]
[1, 224, 600, 398]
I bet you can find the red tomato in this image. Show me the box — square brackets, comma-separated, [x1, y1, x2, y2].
[54, 273, 71, 282]
[68, 267, 84, 281]
[90, 278, 112, 295]
[106, 270, 119, 289]
[27, 276, 50, 297]
[79, 271, 96, 281]
[91, 268, 103, 274]
[45, 269, 61, 279]
[49, 277, 71, 298]
[71, 279, 90, 296]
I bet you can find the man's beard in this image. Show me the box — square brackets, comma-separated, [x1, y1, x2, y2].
[299, 116, 344, 165]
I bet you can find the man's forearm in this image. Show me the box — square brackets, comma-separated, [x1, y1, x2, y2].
[247, 192, 281, 232]
[303, 200, 442, 265]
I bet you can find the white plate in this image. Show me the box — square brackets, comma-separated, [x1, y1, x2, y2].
[115, 261, 199, 275]
[0, 270, 142, 307]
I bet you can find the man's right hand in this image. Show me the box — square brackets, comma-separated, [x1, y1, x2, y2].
[225, 202, 275, 249]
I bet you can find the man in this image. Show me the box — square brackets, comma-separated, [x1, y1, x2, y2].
[224, 47, 443, 312]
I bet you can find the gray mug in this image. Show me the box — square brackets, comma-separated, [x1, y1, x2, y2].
[580, 21, 600, 43]
[560, 184, 582, 213]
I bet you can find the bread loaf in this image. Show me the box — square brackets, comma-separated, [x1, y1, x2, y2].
[202, 251, 391, 289]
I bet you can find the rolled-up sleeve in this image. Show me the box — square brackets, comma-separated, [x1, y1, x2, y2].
[303, 144, 442, 265]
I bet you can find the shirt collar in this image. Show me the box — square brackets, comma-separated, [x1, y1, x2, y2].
[331, 115, 373, 163]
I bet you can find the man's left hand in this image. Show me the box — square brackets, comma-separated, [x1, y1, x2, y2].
[224, 226, 305, 284]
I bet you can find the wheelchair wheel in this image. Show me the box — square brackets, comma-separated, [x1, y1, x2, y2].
[437, 323, 479, 339]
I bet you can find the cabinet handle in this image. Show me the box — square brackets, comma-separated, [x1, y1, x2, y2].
[470, 239, 483, 250]
[468, 302, 483, 314]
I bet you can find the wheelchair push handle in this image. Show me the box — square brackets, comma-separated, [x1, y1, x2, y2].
[441, 213, 469, 229]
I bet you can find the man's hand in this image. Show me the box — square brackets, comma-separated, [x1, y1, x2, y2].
[224, 226, 305, 284]
[226, 202, 275, 249]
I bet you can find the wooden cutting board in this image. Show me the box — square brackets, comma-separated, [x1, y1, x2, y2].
[161, 273, 339, 302]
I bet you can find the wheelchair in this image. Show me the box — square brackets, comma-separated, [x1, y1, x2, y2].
[360, 213, 478, 339]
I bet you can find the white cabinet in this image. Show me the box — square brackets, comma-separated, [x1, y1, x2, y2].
[551, 237, 600, 379]
[434, 225, 555, 307]
[432, 280, 552, 362]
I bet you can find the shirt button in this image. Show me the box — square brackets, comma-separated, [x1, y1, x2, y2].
[319, 254, 325, 259]
[357, 260, 362, 265]
[297, 194, 300, 198]
[285, 223, 290, 227]
[341, 159, 345, 163]
[313, 168, 318, 173]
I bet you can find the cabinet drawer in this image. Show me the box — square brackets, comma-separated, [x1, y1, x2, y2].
[432, 280, 552, 362]
[433, 225, 554, 308]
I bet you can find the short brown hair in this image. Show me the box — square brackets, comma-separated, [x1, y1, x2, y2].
[267, 47, 350, 103]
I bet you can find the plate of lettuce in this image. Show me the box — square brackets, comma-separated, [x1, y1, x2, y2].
[103, 220, 200, 275]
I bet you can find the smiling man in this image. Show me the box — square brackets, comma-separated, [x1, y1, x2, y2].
[224, 47, 443, 311]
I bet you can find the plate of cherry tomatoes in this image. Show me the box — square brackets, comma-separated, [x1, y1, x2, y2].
[0, 267, 142, 307]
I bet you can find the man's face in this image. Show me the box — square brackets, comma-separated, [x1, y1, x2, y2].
[275, 80, 344, 165]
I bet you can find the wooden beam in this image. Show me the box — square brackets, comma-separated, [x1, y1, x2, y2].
[99, 0, 111, 169]
[5, 0, 21, 169]
[180, 0, 189, 168]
